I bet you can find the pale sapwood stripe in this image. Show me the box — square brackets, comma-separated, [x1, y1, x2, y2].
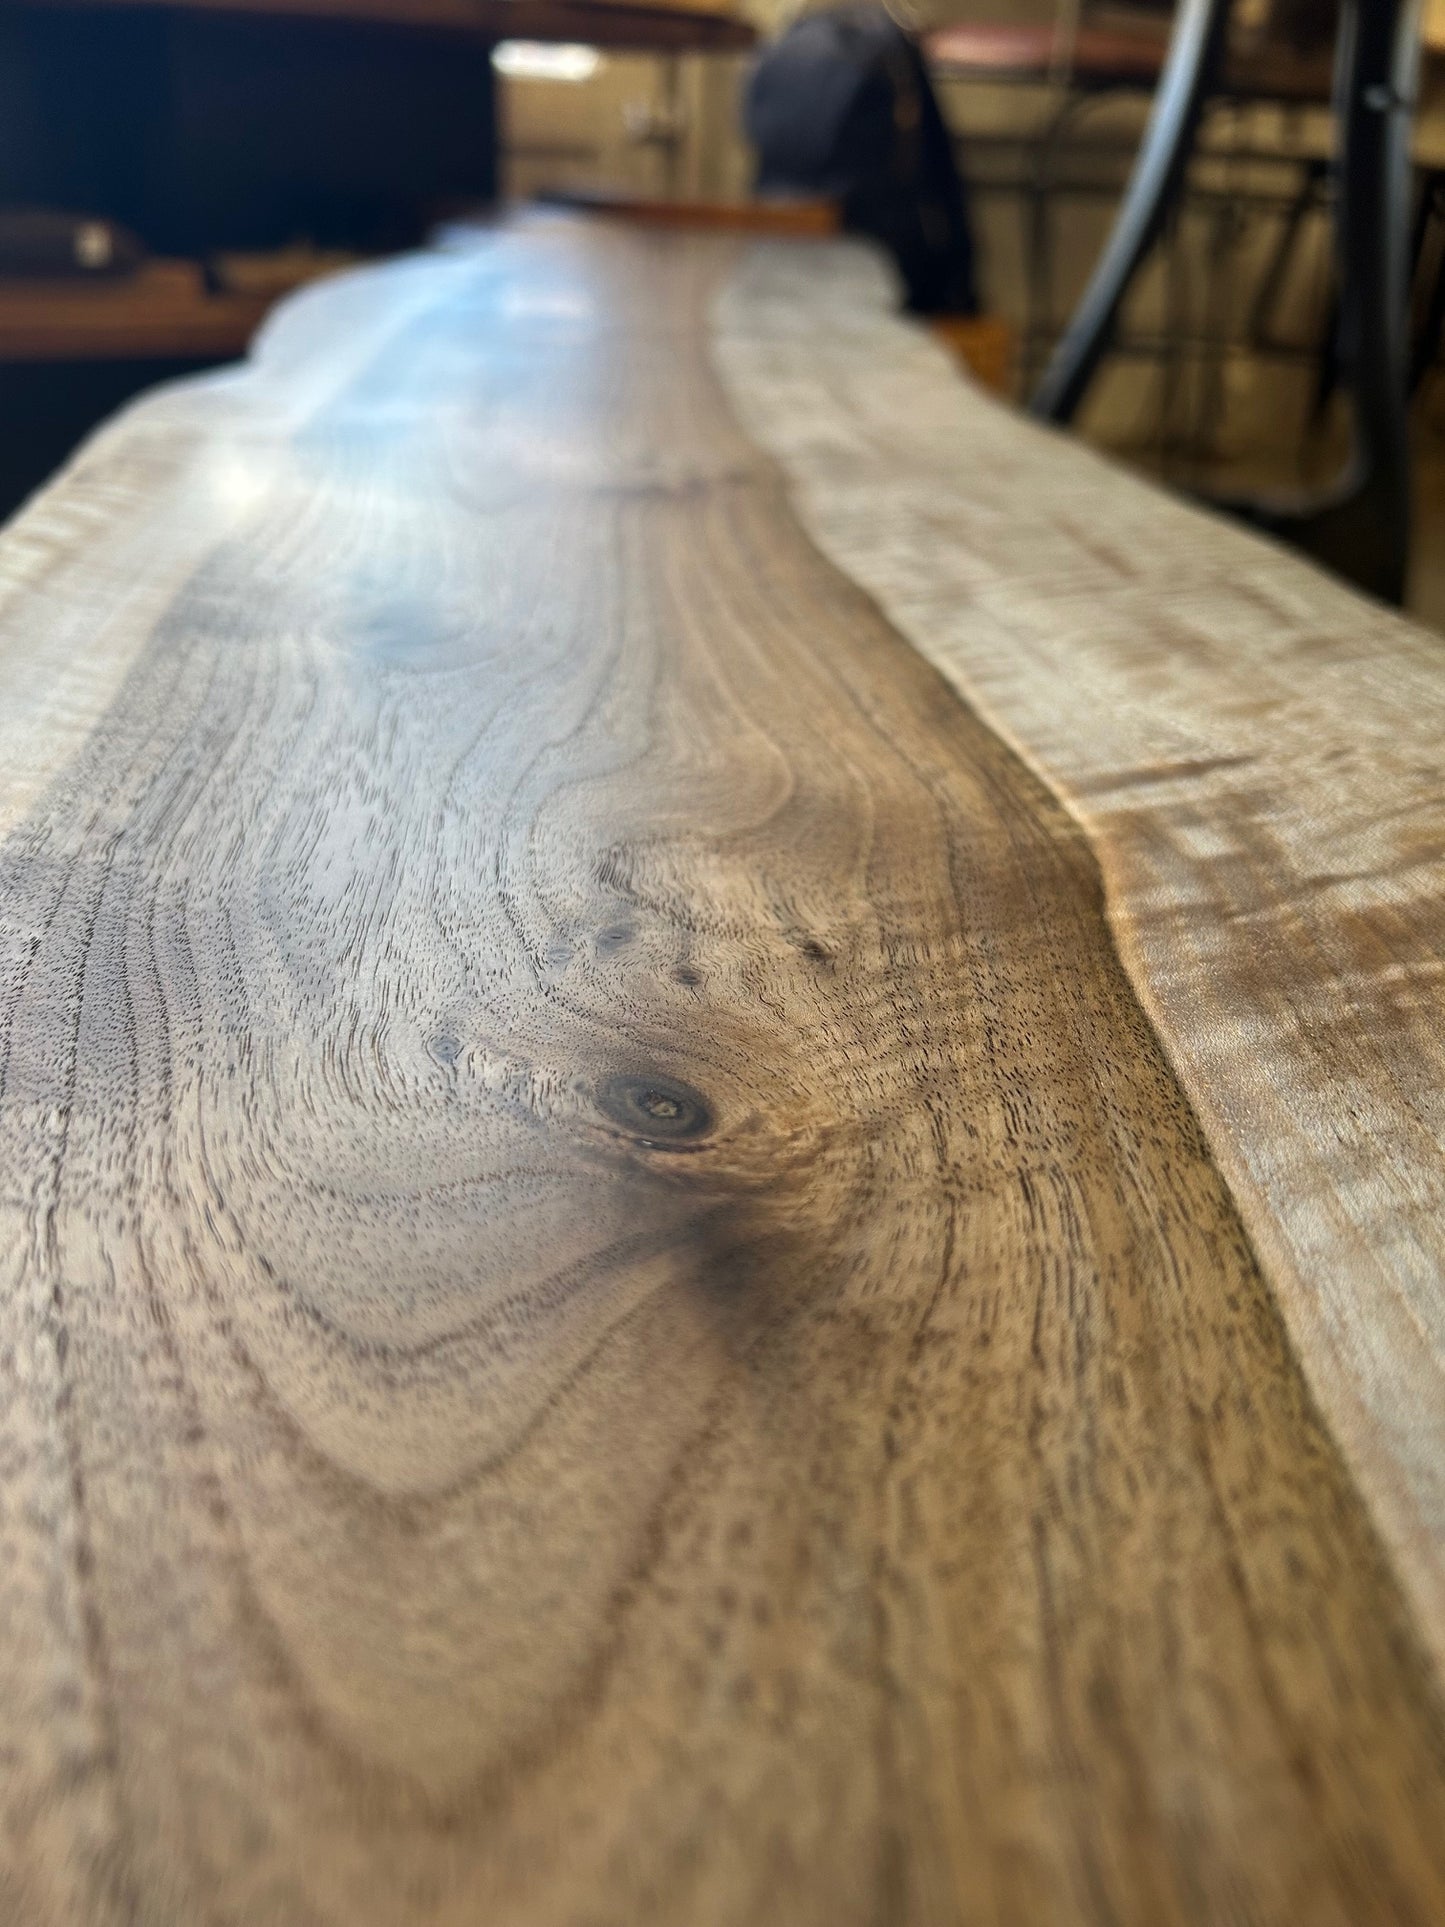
[711, 234, 1445, 1655]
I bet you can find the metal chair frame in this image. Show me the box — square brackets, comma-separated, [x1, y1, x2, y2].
[1029, 0, 1423, 605]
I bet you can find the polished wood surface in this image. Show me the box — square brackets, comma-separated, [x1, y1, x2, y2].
[717, 235, 1445, 1657]
[2, 217, 1445, 1925]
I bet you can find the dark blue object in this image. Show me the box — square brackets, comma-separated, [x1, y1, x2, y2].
[744, 4, 979, 316]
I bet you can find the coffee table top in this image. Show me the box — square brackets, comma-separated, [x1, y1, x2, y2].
[2, 212, 1444, 1923]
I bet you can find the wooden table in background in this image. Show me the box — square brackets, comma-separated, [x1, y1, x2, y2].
[3, 214, 1445, 1925]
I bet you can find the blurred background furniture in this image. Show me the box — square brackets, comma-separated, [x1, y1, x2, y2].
[0, 0, 753, 257]
[0, 0, 753, 517]
[927, 6, 1335, 397]
[4, 0, 1445, 613]
[931, 0, 1422, 603]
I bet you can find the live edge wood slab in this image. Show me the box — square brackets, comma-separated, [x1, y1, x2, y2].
[3, 214, 1445, 1926]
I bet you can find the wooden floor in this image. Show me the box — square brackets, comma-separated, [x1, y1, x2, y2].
[2, 216, 1445, 1924]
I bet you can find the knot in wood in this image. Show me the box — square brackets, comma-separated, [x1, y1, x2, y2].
[596, 1072, 714, 1144]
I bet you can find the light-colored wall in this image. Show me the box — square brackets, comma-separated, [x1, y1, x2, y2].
[502, 53, 754, 203]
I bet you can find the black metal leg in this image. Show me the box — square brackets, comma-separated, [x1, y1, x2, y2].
[1231, 0, 1421, 604]
[1410, 172, 1445, 394]
[1029, 0, 1231, 423]
[1028, 0, 1421, 603]
[1248, 155, 1330, 354]
[1309, 286, 1341, 430]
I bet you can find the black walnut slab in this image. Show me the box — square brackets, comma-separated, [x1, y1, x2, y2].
[0, 217, 1444, 1924]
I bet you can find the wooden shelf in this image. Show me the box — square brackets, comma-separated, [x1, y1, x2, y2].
[0, 256, 347, 362]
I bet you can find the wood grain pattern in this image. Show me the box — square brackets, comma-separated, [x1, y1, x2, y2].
[1, 216, 1445, 1924]
[713, 239, 1445, 1676]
